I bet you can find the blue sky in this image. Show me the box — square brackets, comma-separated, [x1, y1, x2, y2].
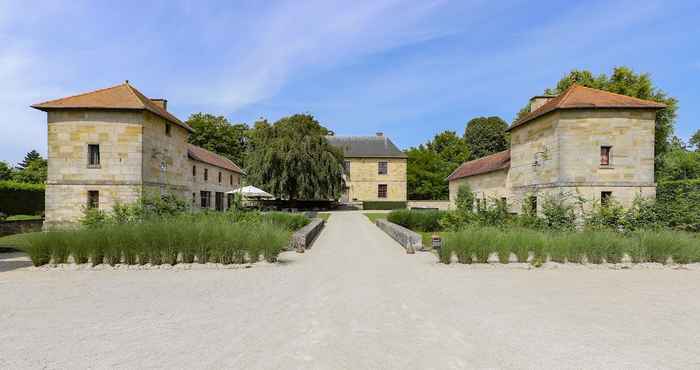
[1, 0, 699, 164]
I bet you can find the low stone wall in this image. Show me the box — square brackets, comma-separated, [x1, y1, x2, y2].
[0, 219, 44, 237]
[375, 219, 422, 254]
[407, 200, 451, 210]
[289, 218, 325, 253]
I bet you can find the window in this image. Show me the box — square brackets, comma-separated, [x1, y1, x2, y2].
[600, 146, 612, 166]
[200, 191, 211, 208]
[525, 195, 537, 215]
[165, 123, 172, 137]
[88, 144, 100, 167]
[218, 171, 222, 183]
[378, 161, 388, 175]
[215, 192, 224, 211]
[343, 160, 351, 174]
[500, 197, 507, 206]
[601, 191, 612, 207]
[204, 168, 208, 181]
[377, 184, 387, 198]
[87, 190, 99, 209]
[230, 174, 233, 186]
[192, 192, 196, 204]
[192, 166, 197, 177]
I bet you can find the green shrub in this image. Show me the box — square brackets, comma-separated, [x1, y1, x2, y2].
[0, 181, 45, 216]
[363, 201, 406, 210]
[387, 209, 445, 232]
[23, 232, 52, 266]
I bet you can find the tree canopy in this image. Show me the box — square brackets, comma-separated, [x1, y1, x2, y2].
[185, 113, 249, 167]
[463, 116, 509, 159]
[689, 129, 700, 152]
[17, 150, 42, 170]
[516, 67, 678, 167]
[245, 114, 344, 200]
[7, 150, 47, 184]
[0, 161, 13, 181]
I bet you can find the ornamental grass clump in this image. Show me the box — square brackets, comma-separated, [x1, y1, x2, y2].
[23, 232, 52, 266]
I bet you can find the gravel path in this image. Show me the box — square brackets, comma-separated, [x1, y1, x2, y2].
[1, 211, 699, 369]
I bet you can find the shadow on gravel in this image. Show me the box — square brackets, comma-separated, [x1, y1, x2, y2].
[0, 252, 32, 272]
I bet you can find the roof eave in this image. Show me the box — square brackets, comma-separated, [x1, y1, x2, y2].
[508, 105, 666, 132]
[447, 166, 509, 182]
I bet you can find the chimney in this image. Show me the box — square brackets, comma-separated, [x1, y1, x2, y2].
[529, 95, 556, 113]
[151, 98, 168, 111]
[376, 132, 384, 137]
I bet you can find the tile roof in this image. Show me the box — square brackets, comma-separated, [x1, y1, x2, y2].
[508, 84, 667, 131]
[447, 150, 510, 181]
[187, 144, 244, 174]
[326, 135, 407, 158]
[31, 82, 192, 132]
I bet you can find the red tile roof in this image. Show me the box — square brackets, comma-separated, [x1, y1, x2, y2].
[447, 150, 510, 181]
[31, 82, 192, 132]
[187, 144, 244, 174]
[508, 84, 666, 131]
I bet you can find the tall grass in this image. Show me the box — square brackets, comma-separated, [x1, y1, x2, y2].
[19, 214, 292, 267]
[439, 226, 700, 265]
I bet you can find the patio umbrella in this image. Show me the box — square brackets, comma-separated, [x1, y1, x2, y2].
[227, 185, 274, 199]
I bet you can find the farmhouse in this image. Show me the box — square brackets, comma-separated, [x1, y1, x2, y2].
[31, 82, 244, 227]
[447, 84, 666, 213]
[327, 134, 407, 204]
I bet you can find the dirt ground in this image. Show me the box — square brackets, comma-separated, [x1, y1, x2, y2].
[1, 212, 699, 369]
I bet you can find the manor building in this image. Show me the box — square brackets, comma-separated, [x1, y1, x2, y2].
[32, 82, 244, 227]
[447, 85, 665, 213]
[327, 134, 407, 204]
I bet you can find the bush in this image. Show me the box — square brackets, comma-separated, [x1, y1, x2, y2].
[0, 181, 45, 216]
[656, 179, 700, 232]
[362, 201, 406, 210]
[17, 214, 293, 266]
[387, 209, 445, 232]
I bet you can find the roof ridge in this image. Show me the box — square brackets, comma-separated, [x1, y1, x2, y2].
[574, 84, 666, 106]
[31, 82, 128, 107]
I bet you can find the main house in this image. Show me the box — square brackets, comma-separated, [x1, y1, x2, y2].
[447, 85, 666, 214]
[31, 82, 244, 227]
[327, 134, 407, 204]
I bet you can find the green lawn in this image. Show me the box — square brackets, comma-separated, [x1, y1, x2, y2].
[363, 213, 388, 223]
[3, 215, 43, 221]
[0, 232, 35, 249]
[317, 213, 331, 221]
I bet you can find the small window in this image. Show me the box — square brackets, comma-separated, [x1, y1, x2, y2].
[525, 195, 537, 215]
[200, 191, 211, 208]
[230, 174, 233, 186]
[192, 165, 197, 177]
[601, 191, 612, 207]
[88, 144, 100, 167]
[165, 123, 172, 137]
[600, 146, 611, 166]
[500, 197, 507, 205]
[378, 184, 387, 198]
[192, 192, 196, 204]
[343, 160, 351, 174]
[218, 171, 222, 183]
[87, 190, 99, 209]
[378, 161, 388, 175]
[204, 168, 208, 181]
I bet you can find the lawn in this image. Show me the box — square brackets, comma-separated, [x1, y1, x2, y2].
[317, 212, 331, 221]
[363, 213, 387, 223]
[3, 215, 43, 221]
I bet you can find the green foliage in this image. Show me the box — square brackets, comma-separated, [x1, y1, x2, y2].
[362, 201, 406, 210]
[655, 179, 700, 232]
[0, 161, 13, 181]
[455, 184, 474, 213]
[18, 214, 292, 266]
[246, 114, 344, 200]
[657, 147, 700, 180]
[387, 209, 446, 232]
[518, 67, 677, 168]
[540, 194, 577, 231]
[79, 194, 190, 228]
[463, 116, 509, 159]
[0, 181, 45, 216]
[406, 131, 470, 200]
[186, 113, 249, 167]
[690, 129, 700, 151]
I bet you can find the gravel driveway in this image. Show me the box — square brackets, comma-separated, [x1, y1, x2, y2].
[1, 211, 699, 369]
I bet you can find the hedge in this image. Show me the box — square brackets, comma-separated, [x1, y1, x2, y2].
[363, 201, 407, 210]
[0, 181, 45, 216]
[656, 179, 700, 232]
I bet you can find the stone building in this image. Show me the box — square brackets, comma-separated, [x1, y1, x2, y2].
[447, 85, 665, 214]
[327, 134, 407, 203]
[31, 82, 244, 227]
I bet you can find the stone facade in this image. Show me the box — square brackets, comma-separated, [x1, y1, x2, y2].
[36, 83, 245, 227]
[448, 86, 663, 214]
[343, 157, 407, 202]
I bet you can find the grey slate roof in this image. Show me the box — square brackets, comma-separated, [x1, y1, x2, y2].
[326, 135, 407, 158]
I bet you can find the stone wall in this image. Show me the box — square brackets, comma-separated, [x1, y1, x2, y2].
[189, 160, 242, 210]
[0, 219, 44, 237]
[141, 112, 190, 193]
[375, 219, 422, 253]
[45, 184, 141, 227]
[449, 169, 509, 209]
[345, 157, 406, 202]
[407, 200, 451, 210]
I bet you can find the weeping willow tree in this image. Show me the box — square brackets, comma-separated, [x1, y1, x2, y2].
[246, 114, 344, 200]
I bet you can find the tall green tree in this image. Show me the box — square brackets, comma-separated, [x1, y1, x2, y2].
[516, 67, 678, 166]
[426, 130, 470, 165]
[407, 131, 471, 200]
[463, 116, 509, 159]
[17, 150, 42, 170]
[246, 114, 344, 200]
[185, 113, 249, 166]
[0, 161, 14, 180]
[690, 129, 700, 152]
